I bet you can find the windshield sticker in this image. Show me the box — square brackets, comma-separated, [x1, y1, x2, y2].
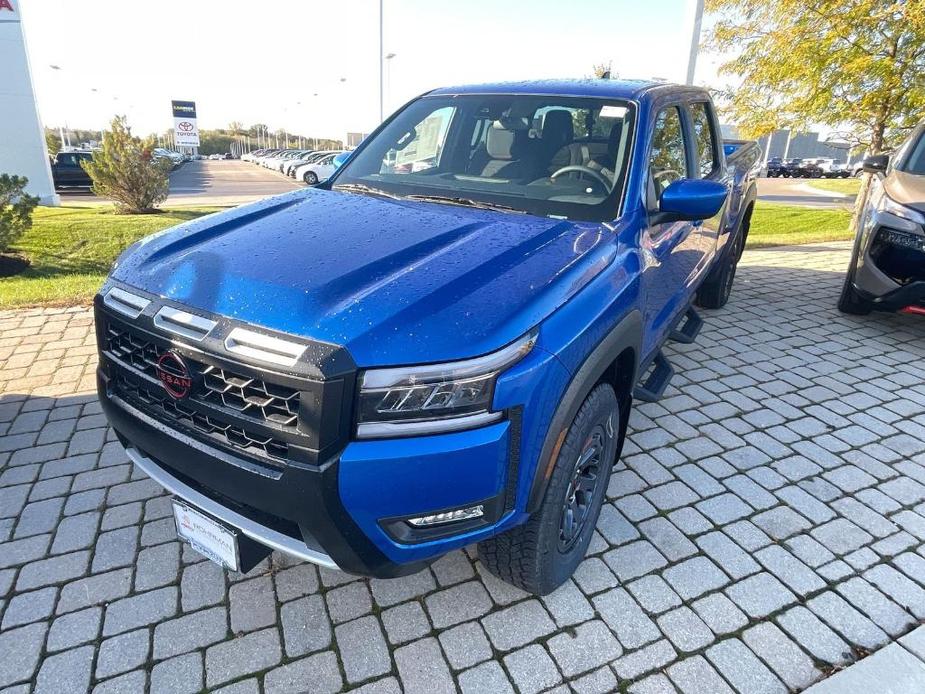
[600, 105, 628, 118]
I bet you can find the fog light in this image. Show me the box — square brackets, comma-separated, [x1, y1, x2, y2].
[407, 505, 484, 527]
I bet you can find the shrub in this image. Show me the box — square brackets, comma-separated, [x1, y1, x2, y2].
[0, 174, 39, 255]
[81, 116, 172, 214]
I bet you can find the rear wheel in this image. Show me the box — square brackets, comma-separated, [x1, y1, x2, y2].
[478, 383, 619, 595]
[698, 221, 746, 309]
[304, 171, 319, 185]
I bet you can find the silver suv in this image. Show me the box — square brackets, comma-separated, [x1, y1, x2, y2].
[838, 124, 925, 316]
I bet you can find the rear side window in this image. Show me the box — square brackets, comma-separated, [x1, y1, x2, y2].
[649, 107, 688, 201]
[689, 102, 717, 178]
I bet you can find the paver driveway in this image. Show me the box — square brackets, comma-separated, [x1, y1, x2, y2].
[1, 241, 924, 694]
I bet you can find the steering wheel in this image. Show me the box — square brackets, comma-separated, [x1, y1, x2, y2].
[550, 165, 610, 191]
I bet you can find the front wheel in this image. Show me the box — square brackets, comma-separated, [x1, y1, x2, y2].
[304, 171, 319, 185]
[478, 383, 619, 595]
[837, 240, 873, 315]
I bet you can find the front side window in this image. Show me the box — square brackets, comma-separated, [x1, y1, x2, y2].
[333, 94, 637, 222]
[899, 130, 925, 175]
[648, 107, 688, 202]
[689, 102, 717, 177]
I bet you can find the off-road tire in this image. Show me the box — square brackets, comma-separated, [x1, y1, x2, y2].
[697, 220, 746, 309]
[477, 383, 619, 595]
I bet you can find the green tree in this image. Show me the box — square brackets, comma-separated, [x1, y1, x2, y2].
[706, 0, 925, 153]
[45, 131, 61, 158]
[0, 174, 39, 255]
[591, 61, 613, 79]
[82, 116, 172, 214]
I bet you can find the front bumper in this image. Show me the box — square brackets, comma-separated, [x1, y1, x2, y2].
[854, 217, 925, 312]
[94, 289, 544, 576]
[99, 367, 520, 576]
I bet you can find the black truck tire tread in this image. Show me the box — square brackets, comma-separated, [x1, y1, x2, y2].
[478, 383, 618, 595]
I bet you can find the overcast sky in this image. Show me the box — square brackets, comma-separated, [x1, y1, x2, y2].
[22, 0, 722, 139]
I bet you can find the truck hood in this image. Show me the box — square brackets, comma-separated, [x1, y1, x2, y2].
[112, 188, 616, 366]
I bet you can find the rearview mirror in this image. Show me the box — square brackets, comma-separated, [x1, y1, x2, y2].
[862, 154, 889, 174]
[654, 179, 727, 224]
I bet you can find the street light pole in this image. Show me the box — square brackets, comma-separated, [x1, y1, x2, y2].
[384, 53, 396, 116]
[685, 0, 705, 85]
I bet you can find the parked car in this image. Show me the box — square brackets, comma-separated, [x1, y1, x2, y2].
[765, 157, 784, 177]
[282, 151, 324, 178]
[50, 150, 94, 189]
[95, 79, 758, 594]
[294, 152, 343, 184]
[796, 158, 824, 178]
[826, 162, 852, 178]
[781, 158, 803, 177]
[838, 124, 925, 316]
[153, 148, 184, 168]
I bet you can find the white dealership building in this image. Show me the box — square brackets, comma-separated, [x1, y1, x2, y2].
[0, 0, 58, 204]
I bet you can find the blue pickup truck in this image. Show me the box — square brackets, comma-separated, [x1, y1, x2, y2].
[95, 79, 758, 594]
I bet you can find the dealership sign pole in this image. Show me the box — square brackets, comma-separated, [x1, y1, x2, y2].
[171, 100, 200, 154]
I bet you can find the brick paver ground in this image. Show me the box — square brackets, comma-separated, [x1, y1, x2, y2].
[1, 240, 924, 693]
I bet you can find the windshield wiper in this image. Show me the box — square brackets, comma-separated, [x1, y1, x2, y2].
[403, 194, 525, 214]
[333, 183, 402, 200]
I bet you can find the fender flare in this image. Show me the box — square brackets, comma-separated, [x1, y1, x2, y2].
[526, 309, 643, 513]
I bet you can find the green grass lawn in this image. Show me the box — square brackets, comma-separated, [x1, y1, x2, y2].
[1, 200, 853, 309]
[747, 201, 853, 248]
[806, 178, 862, 196]
[0, 206, 220, 309]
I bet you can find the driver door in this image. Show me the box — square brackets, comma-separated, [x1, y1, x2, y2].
[641, 104, 703, 358]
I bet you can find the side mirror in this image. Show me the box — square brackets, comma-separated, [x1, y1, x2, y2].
[862, 154, 889, 174]
[654, 179, 727, 223]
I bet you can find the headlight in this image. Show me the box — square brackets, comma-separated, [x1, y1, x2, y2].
[355, 332, 537, 438]
[871, 182, 925, 226]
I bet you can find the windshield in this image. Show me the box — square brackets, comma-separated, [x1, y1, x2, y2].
[899, 130, 925, 175]
[332, 94, 636, 222]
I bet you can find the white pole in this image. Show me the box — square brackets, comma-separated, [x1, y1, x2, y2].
[379, 0, 384, 123]
[685, 0, 705, 85]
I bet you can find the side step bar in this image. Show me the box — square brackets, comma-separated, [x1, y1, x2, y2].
[669, 306, 703, 344]
[634, 350, 674, 402]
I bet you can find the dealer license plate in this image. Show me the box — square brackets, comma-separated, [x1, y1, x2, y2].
[172, 499, 240, 572]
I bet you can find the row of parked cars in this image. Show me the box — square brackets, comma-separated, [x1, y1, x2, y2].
[241, 148, 351, 184]
[50, 147, 187, 190]
[765, 156, 860, 178]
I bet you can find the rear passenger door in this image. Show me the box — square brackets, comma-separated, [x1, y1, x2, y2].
[641, 104, 704, 358]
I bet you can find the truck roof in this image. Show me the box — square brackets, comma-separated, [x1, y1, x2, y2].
[428, 78, 693, 101]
